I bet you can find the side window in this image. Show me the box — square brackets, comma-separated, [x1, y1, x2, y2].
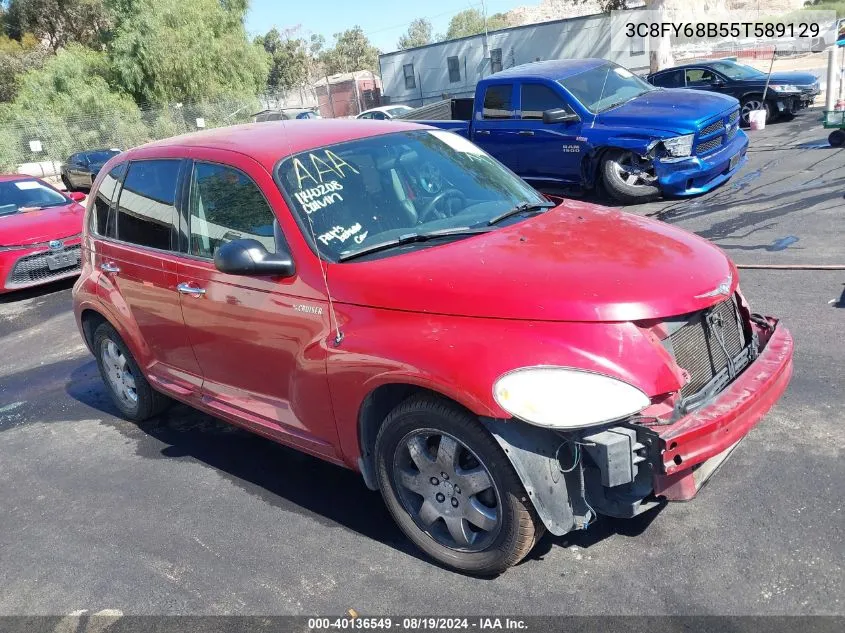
[188, 162, 277, 259]
[115, 160, 180, 250]
[93, 163, 126, 237]
[372, 111, 387, 120]
[482, 84, 514, 119]
[403, 64, 416, 90]
[447, 56, 461, 83]
[651, 70, 685, 88]
[685, 69, 714, 86]
[521, 84, 571, 119]
[490, 48, 503, 74]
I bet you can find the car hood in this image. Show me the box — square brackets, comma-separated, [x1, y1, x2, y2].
[0, 203, 84, 246]
[596, 89, 737, 134]
[738, 71, 818, 86]
[327, 200, 737, 322]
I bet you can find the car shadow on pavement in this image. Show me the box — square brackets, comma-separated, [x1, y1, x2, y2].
[35, 356, 663, 574]
[0, 277, 76, 304]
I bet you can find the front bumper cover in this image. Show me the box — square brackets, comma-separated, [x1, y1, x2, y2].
[655, 129, 749, 197]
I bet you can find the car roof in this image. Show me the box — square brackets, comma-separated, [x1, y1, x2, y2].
[128, 119, 430, 170]
[653, 60, 735, 74]
[361, 105, 412, 114]
[490, 58, 607, 81]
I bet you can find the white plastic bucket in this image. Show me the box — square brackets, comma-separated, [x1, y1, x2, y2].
[748, 109, 766, 131]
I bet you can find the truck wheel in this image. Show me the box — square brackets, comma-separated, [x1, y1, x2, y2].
[740, 97, 771, 126]
[374, 395, 541, 575]
[601, 150, 660, 204]
[93, 322, 170, 421]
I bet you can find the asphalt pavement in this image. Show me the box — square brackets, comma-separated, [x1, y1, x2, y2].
[0, 110, 843, 616]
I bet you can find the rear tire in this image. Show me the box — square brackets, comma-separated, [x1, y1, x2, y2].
[601, 150, 660, 204]
[61, 175, 74, 192]
[92, 322, 170, 421]
[374, 395, 541, 575]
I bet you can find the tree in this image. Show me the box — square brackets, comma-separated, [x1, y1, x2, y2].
[108, 0, 269, 105]
[5, 0, 113, 51]
[319, 26, 379, 75]
[0, 45, 148, 169]
[397, 18, 432, 50]
[0, 33, 49, 102]
[255, 28, 310, 93]
[444, 8, 509, 40]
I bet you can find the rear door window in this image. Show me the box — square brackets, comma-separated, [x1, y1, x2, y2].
[482, 84, 514, 119]
[93, 163, 126, 237]
[115, 160, 181, 251]
[187, 162, 277, 259]
[651, 69, 685, 88]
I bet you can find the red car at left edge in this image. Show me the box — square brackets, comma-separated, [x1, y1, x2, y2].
[0, 174, 87, 294]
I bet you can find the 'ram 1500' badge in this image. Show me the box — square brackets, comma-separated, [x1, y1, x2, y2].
[694, 273, 733, 299]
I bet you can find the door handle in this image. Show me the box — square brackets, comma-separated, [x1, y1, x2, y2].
[100, 262, 120, 274]
[177, 282, 206, 297]
[476, 130, 491, 135]
[518, 130, 535, 136]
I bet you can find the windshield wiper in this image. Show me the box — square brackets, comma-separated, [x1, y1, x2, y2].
[487, 201, 554, 226]
[337, 227, 491, 262]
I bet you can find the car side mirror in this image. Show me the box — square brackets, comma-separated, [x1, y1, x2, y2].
[711, 78, 725, 87]
[68, 191, 86, 202]
[214, 238, 295, 277]
[542, 108, 580, 124]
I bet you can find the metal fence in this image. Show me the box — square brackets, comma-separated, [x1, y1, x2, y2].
[0, 83, 369, 174]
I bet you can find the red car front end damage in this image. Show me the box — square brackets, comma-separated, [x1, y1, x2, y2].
[652, 319, 793, 500]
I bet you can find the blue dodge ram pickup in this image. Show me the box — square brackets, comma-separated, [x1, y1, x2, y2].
[421, 59, 749, 203]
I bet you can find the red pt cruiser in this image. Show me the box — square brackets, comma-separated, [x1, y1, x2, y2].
[72, 121, 793, 574]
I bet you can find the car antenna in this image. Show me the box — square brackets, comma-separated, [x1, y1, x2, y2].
[591, 63, 611, 129]
[280, 120, 344, 347]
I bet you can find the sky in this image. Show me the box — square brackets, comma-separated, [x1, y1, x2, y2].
[245, 0, 527, 53]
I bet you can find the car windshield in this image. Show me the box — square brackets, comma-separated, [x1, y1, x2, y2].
[387, 106, 412, 117]
[0, 179, 69, 216]
[276, 129, 547, 262]
[559, 63, 655, 113]
[705, 60, 765, 80]
[85, 150, 120, 163]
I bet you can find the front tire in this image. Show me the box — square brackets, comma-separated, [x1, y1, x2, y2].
[374, 395, 541, 575]
[601, 150, 660, 204]
[93, 322, 170, 421]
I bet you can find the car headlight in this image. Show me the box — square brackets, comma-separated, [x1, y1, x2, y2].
[769, 84, 800, 93]
[661, 134, 694, 158]
[492, 367, 650, 429]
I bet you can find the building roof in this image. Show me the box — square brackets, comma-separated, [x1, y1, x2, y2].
[130, 120, 429, 171]
[313, 70, 379, 86]
[491, 58, 607, 81]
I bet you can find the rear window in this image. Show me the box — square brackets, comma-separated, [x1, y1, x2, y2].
[482, 84, 514, 119]
[115, 160, 180, 250]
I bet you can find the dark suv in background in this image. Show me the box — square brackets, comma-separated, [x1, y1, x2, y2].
[647, 59, 820, 126]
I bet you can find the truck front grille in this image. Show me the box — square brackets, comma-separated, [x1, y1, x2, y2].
[667, 297, 746, 398]
[695, 108, 741, 156]
[7, 246, 82, 287]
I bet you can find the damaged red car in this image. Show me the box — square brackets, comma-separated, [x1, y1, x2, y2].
[72, 121, 793, 574]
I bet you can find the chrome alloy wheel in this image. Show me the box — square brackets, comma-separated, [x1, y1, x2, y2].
[610, 151, 657, 188]
[392, 430, 502, 552]
[101, 339, 138, 408]
[741, 99, 764, 125]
